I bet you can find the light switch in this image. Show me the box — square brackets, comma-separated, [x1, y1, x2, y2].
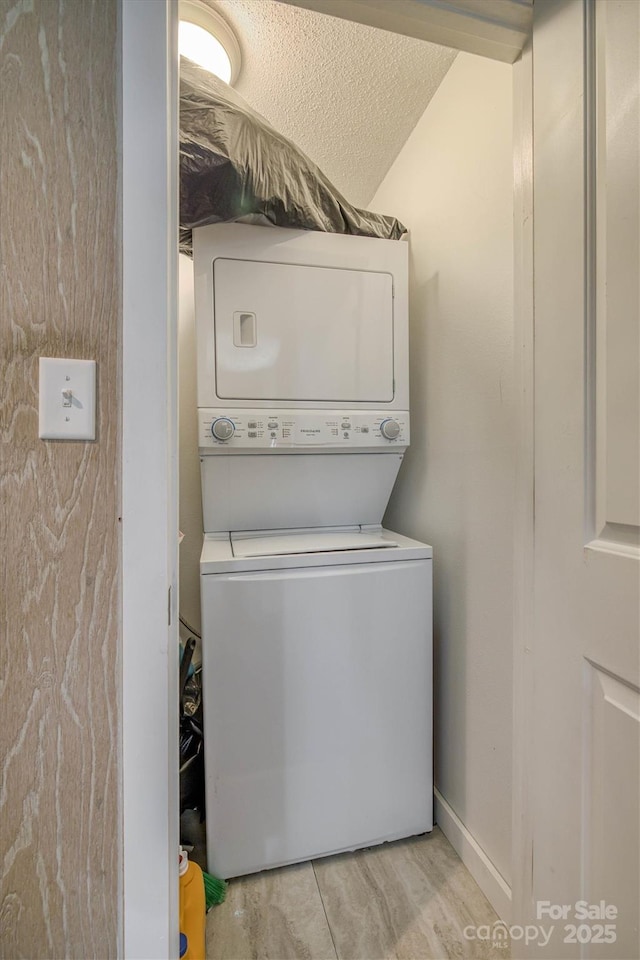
[39, 357, 96, 441]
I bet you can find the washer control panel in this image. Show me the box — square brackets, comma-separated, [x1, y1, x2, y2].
[199, 410, 409, 450]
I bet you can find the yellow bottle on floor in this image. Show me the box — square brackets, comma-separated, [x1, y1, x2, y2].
[179, 848, 206, 960]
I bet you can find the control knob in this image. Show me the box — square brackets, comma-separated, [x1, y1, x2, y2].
[380, 419, 401, 440]
[211, 417, 235, 442]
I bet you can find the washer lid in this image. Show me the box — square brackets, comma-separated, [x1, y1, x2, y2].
[231, 529, 398, 559]
[201, 529, 432, 574]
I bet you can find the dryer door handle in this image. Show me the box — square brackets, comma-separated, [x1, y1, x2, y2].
[233, 311, 257, 347]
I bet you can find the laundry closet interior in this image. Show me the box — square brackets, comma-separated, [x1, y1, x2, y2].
[177, 0, 516, 952]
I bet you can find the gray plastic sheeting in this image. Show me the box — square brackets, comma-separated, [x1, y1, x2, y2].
[180, 58, 406, 255]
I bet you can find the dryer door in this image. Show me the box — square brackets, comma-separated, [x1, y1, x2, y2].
[213, 258, 394, 403]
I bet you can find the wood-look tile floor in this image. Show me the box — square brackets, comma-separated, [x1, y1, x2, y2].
[206, 828, 510, 960]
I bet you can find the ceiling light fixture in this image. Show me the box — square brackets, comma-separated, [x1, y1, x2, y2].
[179, 0, 241, 85]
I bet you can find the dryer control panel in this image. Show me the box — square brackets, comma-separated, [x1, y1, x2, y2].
[198, 410, 409, 451]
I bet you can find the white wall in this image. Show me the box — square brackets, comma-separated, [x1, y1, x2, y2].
[371, 53, 515, 898]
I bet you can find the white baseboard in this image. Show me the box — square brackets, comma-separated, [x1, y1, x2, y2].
[434, 788, 512, 923]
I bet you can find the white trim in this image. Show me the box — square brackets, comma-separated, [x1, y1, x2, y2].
[434, 789, 512, 923]
[510, 37, 535, 932]
[277, 0, 532, 64]
[121, 1, 179, 957]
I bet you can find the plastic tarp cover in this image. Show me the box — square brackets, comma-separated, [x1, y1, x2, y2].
[179, 58, 406, 254]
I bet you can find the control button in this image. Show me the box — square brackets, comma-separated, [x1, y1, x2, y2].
[361, 426, 369, 434]
[380, 419, 401, 440]
[341, 422, 351, 430]
[268, 421, 278, 429]
[270, 431, 277, 438]
[248, 421, 257, 429]
[343, 431, 349, 438]
[211, 418, 235, 441]
[248, 431, 257, 438]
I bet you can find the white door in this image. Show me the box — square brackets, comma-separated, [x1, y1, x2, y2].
[527, 1, 640, 956]
[213, 258, 394, 402]
[200, 558, 432, 879]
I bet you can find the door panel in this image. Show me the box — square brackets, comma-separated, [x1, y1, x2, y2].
[594, 0, 640, 536]
[583, 665, 640, 960]
[213, 258, 394, 402]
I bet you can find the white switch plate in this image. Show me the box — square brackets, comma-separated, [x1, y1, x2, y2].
[39, 357, 96, 441]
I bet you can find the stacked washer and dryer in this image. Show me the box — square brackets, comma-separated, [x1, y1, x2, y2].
[192, 223, 433, 880]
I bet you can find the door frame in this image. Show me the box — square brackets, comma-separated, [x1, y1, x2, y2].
[121, 1, 179, 956]
[119, 2, 535, 955]
[511, 35, 535, 930]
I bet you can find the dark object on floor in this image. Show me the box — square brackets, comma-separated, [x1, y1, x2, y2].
[179, 638, 227, 908]
[180, 638, 205, 813]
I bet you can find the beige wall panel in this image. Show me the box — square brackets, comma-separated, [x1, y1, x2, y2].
[370, 53, 515, 891]
[0, 1, 120, 957]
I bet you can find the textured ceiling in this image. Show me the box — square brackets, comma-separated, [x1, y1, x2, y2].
[205, 0, 457, 208]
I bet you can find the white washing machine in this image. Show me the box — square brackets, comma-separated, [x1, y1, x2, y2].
[200, 528, 432, 879]
[192, 223, 433, 879]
